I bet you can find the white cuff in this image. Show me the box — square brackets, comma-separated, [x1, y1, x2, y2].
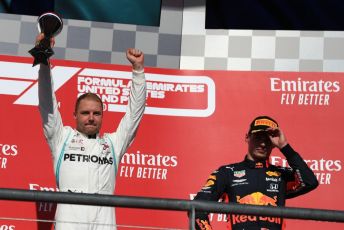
[132, 68, 144, 74]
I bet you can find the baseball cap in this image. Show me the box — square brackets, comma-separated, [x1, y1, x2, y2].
[248, 116, 278, 134]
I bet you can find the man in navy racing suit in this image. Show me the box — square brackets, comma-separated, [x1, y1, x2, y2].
[194, 116, 318, 230]
[36, 33, 146, 230]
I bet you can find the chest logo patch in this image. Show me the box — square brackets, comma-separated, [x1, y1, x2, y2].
[234, 170, 246, 178]
[266, 171, 281, 177]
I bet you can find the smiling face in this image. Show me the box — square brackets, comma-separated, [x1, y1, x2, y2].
[246, 131, 274, 161]
[74, 98, 103, 136]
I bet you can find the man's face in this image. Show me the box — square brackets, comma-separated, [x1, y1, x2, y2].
[74, 98, 103, 136]
[246, 131, 274, 161]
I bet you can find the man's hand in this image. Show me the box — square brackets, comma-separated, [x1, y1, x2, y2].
[35, 33, 55, 48]
[126, 48, 144, 72]
[267, 127, 288, 149]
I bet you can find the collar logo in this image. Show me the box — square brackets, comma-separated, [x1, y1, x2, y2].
[255, 162, 264, 168]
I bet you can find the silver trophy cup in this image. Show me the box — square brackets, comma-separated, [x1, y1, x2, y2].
[29, 12, 63, 66]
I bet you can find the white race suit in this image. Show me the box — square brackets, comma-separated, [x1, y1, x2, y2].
[38, 64, 146, 230]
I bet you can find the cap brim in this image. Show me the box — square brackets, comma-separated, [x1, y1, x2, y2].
[250, 129, 268, 133]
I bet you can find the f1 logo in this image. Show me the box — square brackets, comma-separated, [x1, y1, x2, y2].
[0, 61, 80, 106]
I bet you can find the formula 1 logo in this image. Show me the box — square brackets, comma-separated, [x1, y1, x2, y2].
[0, 61, 80, 106]
[0, 59, 216, 117]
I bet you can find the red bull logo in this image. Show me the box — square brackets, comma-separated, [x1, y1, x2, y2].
[266, 171, 281, 177]
[232, 192, 281, 226]
[236, 192, 277, 206]
[208, 175, 216, 180]
[202, 175, 216, 189]
[204, 179, 215, 187]
[231, 214, 282, 225]
[196, 219, 212, 230]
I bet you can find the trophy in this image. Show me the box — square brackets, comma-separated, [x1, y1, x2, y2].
[28, 12, 63, 66]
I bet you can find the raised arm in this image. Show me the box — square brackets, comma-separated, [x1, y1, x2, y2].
[108, 48, 146, 165]
[37, 34, 65, 158]
[268, 127, 319, 198]
[280, 144, 319, 198]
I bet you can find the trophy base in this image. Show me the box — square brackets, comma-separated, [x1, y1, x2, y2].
[28, 47, 54, 66]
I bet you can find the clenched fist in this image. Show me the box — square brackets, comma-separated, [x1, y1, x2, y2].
[126, 48, 144, 72]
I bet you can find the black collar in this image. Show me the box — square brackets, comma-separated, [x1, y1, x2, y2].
[88, 134, 97, 139]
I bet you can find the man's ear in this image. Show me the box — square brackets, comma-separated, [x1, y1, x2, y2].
[73, 112, 77, 119]
[245, 133, 249, 143]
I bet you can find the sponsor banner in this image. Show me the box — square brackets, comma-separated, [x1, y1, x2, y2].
[270, 76, 339, 106]
[271, 156, 342, 185]
[0, 55, 343, 229]
[0, 143, 18, 170]
[119, 150, 178, 180]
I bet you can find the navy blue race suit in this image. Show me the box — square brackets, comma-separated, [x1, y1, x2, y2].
[194, 144, 318, 230]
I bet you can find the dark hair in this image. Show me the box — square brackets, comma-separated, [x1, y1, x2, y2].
[75, 93, 103, 113]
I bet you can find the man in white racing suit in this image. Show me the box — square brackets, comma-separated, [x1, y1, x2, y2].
[37, 34, 146, 229]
